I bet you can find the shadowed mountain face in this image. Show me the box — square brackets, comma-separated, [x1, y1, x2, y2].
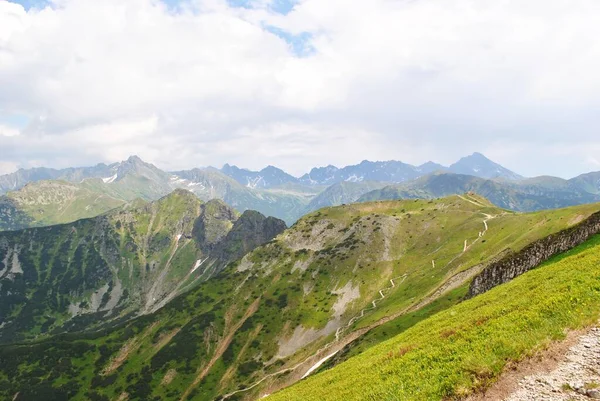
[0, 190, 286, 344]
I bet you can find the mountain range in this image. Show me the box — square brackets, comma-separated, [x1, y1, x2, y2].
[218, 152, 521, 188]
[1, 153, 599, 233]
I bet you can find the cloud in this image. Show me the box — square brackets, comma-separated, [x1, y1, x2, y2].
[0, 0, 599, 178]
[0, 124, 20, 137]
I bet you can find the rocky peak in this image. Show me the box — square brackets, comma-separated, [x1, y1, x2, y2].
[193, 199, 239, 251]
[211, 210, 287, 266]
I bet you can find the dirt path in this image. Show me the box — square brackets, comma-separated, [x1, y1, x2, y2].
[467, 325, 600, 401]
[221, 213, 499, 399]
[458, 194, 486, 207]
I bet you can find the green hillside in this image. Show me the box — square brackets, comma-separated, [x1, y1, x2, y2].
[0, 190, 286, 344]
[0, 180, 130, 231]
[0, 195, 597, 401]
[268, 233, 600, 401]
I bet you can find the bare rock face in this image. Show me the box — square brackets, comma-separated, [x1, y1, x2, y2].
[211, 210, 287, 268]
[469, 211, 600, 297]
[192, 199, 238, 252]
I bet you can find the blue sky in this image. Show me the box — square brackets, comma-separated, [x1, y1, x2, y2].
[6, 0, 307, 55]
[10, 0, 297, 13]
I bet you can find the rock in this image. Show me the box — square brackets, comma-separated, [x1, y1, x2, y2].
[468, 211, 600, 297]
[588, 389, 600, 399]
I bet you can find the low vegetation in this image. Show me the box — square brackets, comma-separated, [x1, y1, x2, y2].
[268, 234, 600, 400]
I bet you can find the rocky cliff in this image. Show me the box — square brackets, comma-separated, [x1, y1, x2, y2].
[468, 211, 600, 297]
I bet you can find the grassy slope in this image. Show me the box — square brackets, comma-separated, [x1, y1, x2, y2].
[0, 180, 128, 231]
[268, 234, 600, 401]
[0, 196, 598, 401]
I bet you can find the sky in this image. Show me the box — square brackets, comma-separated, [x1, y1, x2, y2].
[1, 0, 600, 178]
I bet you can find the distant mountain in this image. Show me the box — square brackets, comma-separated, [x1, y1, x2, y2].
[448, 152, 523, 181]
[220, 164, 299, 188]
[569, 171, 600, 195]
[0, 158, 315, 230]
[0, 164, 114, 195]
[0, 153, 521, 197]
[0, 156, 178, 231]
[298, 160, 441, 186]
[0, 190, 286, 343]
[3, 154, 599, 228]
[0, 155, 171, 196]
[359, 172, 600, 211]
[303, 181, 389, 213]
[417, 161, 448, 174]
[169, 168, 311, 224]
[297, 155, 520, 186]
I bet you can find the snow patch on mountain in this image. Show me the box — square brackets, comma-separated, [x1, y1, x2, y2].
[102, 174, 118, 184]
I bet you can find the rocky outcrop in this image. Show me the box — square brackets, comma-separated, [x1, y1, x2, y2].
[211, 210, 287, 267]
[468, 211, 600, 297]
[192, 199, 238, 252]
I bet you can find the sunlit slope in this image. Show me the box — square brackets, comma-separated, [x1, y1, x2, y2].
[268, 234, 600, 401]
[0, 180, 129, 231]
[0, 195, 598, 401]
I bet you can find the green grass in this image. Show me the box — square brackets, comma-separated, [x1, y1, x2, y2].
[0, 180, 127, 231]
[267, 234, 600, 401]
[331, 285, 469, 366]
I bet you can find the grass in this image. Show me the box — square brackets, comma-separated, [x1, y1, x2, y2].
[267, 234, 600, 401]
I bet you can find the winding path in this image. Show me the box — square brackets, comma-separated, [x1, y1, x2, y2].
[222, 210, 497, 400]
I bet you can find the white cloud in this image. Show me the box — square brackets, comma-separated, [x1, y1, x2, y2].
[0, 0, 600, 177]
[0, 124, 20, 137]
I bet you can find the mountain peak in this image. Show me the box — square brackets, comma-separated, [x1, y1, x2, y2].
[219, 164, 298, 189]
[154, 188, 201, 208]
[126, 155, 144, 164]
[449, 153, 523, 181]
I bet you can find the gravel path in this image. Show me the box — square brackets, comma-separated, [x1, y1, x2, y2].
[499, 327, 600, 400]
